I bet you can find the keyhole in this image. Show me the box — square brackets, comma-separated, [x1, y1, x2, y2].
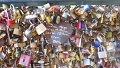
[23, 59, 25, 62]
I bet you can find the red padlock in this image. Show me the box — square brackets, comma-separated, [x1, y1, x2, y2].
[7, 19, 14, 26]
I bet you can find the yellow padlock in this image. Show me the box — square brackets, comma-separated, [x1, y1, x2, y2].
[40, 13, 45, 21]
[64, 58, 71, 62]
[70, 57, 75, 61]
[16, 9, 23, 19]
[46, 16, 52, 23]
[75, 55, 80, 61]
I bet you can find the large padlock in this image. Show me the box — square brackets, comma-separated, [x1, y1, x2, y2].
[19, 54, 32, 67]
[35, 19, 47, 35]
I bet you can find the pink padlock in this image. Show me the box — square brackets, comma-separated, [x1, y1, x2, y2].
[66, 52, 70, 58]
[75, 38, 80, 45]
[19, 54, 32, 67]
[77, 21, 81, 30]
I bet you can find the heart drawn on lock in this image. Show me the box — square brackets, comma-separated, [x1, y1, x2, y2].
[44, 22, 73, 46]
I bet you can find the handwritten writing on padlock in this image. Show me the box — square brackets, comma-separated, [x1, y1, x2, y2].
[45, 22, 73, 46]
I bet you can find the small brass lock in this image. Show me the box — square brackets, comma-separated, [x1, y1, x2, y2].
[40, 13, 45, 21]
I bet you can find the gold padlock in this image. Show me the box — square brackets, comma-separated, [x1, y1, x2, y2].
[2, 4, 8, 9]
[106, 31, 112, 38]
[46, 16, 52, 23]
[75, 55, 80, 61]
[64, 58, 71, 62]
[40, 13, 45, 21]
[16, 9, 24, 19]
[13, 28, 22, 36]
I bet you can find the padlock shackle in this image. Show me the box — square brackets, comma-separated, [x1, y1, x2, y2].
[4, 9, 9, 20]
[10, 4, 15, 9]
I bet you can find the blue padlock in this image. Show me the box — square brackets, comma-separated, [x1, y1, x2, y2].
[94, 40, 100, 47]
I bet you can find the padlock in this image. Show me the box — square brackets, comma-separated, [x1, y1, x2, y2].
[56, 15, 61, 24]
[19, 54, 32, 67]
[0, 52, 6, 60]
[50, 58, 55, 65]
[75, 54, 80, 61]
[64, 58, 71, 63]
[70, 9, 77, 19]
[13, 28, 22, 36]
[100, 14, 104, 23]
[30, 42, 37, 49]
[75, 7, 84, 15]
[24, 25, 34, 39]
[43, 3, 51, 9]
[94, 39, 100, 47]
[48, 5, 57, 12]
[15, 47, 21, 57]
[106, 28, 112, 38]
[16, 9, 24, 19]
[62, 9, 69, 19]
[2, 4, 8, 9]
[59, 53, 65, 59]
[45, 12, 52, 23]
[77, 20, 82, 30]
[35, 20, 47, 35]
[40, 13, 46, 21]
[0, 23, 6, 31]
